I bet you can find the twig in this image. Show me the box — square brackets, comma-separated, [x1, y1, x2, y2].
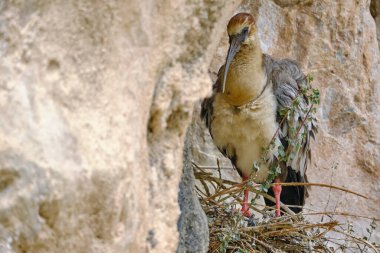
[272, 182, 368, 199]
[304, 211, 380, 221]
[332, 228, 379, 253]
[295, 104, 314, 138]
[241, 232, 281, 252]
[246, 185, 296, 216]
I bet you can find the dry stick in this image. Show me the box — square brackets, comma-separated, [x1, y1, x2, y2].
[196, 173, 297, 216]
[210, 243, 220, 253]
[196, 160, 367, 202]
[240, 232, 280, 253]
[198, 173, 371, 218]
[246, 185, 297, 216]
[332, 228, 379, 253]
[195, 185, 209, 198]
[205, 182, 244, 200]
[296, 205, 379, 222]
[295, 104, 314, 138]
[196, 167, 267, 214]
[234, 195, 267, 216]
[192, 162, 212, 174]
[216, 188, 244, 203]
[263, 221, 337, 237]
[203, 198, 223, 207]
[194, 169, 226, 195]
[204, 180, 316, 216]
[198, 178, 211, 196]
[321, 164, 337, 223]
[325, 164, 337, 209]
[206, 180, 296, 215]
[239, 220, 336, 233]
[216, 158, 222, 179]
[304, 212, 380, 221]
[241, 239, 255, 252]
[272, 182, 368, 199]
[196, 174, 238, 186]
[197, 173, 296, 214]
[192, 165, 235, 170]
[324, 239, 358, 253]
[213, 214, 352, 252]
[214, 159, 223, 197]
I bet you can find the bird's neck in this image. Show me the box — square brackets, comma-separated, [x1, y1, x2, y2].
[222, 43, 266, 106]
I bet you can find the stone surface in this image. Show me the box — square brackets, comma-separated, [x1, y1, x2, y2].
[190, 0, 380, 244]
[0, 0, 240, 252]
[372, 0, 380, 50]
[177, 131, 209, 253]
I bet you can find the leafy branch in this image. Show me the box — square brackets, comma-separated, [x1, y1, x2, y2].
[251, 74, 320, 192]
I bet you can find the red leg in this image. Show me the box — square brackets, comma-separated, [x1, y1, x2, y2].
[241, 176, 252, 217]
[273, 177, 282, 217]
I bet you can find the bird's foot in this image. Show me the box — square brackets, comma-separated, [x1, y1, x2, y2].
[241, 176, 252, 217]
[230, 207, 255, 226]
[230, 207, 252, 218]
[241, 206, 252, 218]
[273, 177, 282, 217]
[242, 208, 255, 226]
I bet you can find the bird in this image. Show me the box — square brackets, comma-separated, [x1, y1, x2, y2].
[201, 13, 317, 217]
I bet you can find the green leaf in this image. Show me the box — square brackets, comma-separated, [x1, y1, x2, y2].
[278, 146, 285, 158]
[306, 74, 314, 83]
[260, 183, 270, 192]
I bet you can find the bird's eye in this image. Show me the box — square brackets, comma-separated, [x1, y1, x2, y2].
[242, 27, 249, 34]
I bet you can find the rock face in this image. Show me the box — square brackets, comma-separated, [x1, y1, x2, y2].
[177, 132, 209, 253]
[371, 0, 380, 49]
[0, 0, 240, 252]
[191, 0, 380, 244]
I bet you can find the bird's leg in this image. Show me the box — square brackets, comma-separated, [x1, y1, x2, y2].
[241, 175, 252, 217]
[273, 177, 282, 217]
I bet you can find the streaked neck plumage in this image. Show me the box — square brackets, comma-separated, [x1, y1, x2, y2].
[222, 40, 265, 107]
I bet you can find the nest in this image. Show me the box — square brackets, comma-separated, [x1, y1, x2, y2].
[194, 163, 380, 253]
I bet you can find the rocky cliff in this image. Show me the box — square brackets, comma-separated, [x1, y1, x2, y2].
[0, 0, 240, 252]
[0, 0, 379, 252]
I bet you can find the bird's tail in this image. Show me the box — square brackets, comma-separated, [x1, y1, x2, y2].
[264, 167, 308, 214]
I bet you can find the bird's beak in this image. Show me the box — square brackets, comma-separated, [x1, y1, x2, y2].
[222, 32, 247, 93]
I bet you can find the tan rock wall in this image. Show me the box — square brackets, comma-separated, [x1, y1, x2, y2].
[0, 0, 240, 252]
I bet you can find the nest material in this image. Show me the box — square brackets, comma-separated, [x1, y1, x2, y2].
[194, 163, 380, 253]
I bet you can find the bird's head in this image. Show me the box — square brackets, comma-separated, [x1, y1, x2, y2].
[222, 13, 257, 93]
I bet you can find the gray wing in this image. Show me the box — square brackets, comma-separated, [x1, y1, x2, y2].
[201, 66, 224, 129]
[265, 55, 318, 179]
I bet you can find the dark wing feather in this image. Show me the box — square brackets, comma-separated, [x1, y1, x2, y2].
[264, 55, 318, 207]
[201, 66, 224, 129]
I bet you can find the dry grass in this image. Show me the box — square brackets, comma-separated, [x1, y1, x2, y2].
[194, 163, 380, 253]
